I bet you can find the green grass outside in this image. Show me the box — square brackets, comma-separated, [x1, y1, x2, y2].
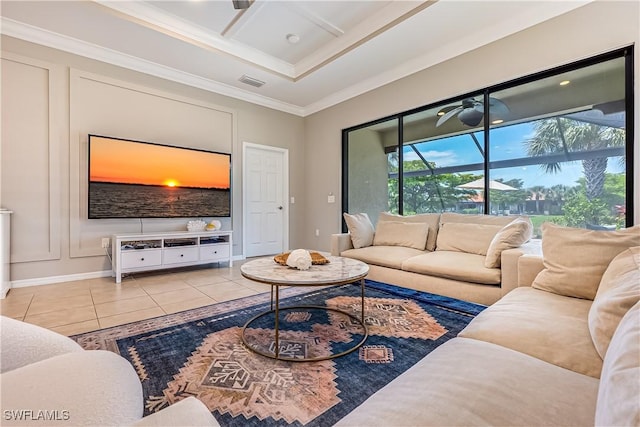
[528, 214, 565, 238]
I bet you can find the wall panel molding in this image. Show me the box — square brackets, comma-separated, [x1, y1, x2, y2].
[0, 52, 62, 263]
[68, 69, 236, 258]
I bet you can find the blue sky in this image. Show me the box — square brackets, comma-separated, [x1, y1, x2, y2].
[403, 122, 624, 190]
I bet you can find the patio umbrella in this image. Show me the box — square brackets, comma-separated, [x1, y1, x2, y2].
[457, 178, 517, 191]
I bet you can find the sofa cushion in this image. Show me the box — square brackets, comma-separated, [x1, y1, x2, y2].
[440, 212, 516, 227]
[343, 212, 375, 248]
[341, 245, 426, 270]
[532, 223, 640, 300]
[459, 287, 601, 378]
[335, 337, 599, 427]
[402, 251, 501, 285]
[378, 212, 440, 252]
[435, 222, 502, 256]
[589, 247, 640, 359]
[372, 221, 429, 250]
[595, 301, 640, 426]
[484, 217, 533, 268]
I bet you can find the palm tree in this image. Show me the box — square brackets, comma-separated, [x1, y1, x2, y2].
[528, 185, 547, 213]
[525, 118, 625, 200]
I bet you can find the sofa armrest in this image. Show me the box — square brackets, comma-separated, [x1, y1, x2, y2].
[500, 239, 542, 297]
[331, 233, 354, 256]
[1, 350, 143, 426]
[518, 255, 545, 287]
[0, 316, 84, 373]
[129, 397, 219, 427]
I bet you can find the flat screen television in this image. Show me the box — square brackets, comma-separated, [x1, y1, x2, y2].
[88, 134, 231, 219]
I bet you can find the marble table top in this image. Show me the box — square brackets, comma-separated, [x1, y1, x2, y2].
[240, 254, 369, 286]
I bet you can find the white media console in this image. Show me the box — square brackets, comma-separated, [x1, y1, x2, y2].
[111, 230, 233, 283]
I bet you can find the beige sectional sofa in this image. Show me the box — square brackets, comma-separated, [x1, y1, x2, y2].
[332, 212, 539, 305]
[0, 316, 220, 427]
[336, 223, 640, 426]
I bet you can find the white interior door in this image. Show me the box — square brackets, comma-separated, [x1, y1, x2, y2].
[243, 142, 288, 258]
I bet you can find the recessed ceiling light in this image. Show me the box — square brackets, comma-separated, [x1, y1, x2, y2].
[559, 80, 571, 86]
[437, 111, 445, 116]
[492, 119, 504, 124]
[286, 33, 300, 44]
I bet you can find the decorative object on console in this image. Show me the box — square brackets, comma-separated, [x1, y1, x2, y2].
[206, 220, 222, 231]
[187, 220, 207, 231]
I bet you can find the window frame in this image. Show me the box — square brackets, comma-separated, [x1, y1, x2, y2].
[341, 47, 634, 232]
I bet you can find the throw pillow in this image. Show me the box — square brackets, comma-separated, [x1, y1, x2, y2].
[532, 223, 640, 300]
[594, 301, 640, 426]
[588, 247, 640, 359]
[378, 212, 440, 251]
[435, 222, 502, 256]
[343, 212, 375, 249]
[484, 217, 534, 268]
[372, 221, 429, 250]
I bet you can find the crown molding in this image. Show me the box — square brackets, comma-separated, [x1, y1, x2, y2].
[1, 0, 594, 118]
[0, 18, 305, 116]
[302, 0, 595, 116]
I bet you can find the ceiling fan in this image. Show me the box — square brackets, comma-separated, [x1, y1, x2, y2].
[232, 0, 252, 9]
[436, 97, 509, 127]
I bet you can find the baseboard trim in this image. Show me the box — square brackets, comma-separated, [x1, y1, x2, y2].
[11, 270, 113, 289]
[10, 255, 246, 289]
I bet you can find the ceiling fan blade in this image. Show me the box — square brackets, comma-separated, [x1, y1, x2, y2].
[488, 97, 509, 114]
[436, 106, 463, 127]
[232, 0, 251, 9]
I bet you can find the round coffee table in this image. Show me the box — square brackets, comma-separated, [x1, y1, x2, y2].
[240, 255, 369, 362]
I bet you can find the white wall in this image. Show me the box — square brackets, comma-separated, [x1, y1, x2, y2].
[302, 0, 640, 250]
[0, 36, 306, 283]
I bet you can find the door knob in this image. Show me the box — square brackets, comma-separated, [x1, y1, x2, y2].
[278, 206, 283, 210]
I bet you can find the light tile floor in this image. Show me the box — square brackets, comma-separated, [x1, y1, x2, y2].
[0, 259, 269, 336]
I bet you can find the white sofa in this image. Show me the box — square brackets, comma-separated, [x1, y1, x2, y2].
[0, 316, 220, 427]
[332, 212, 539, 305]
[337, 223, 640, 426]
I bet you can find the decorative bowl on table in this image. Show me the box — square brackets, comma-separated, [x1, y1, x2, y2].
[274, 251, 330, 266]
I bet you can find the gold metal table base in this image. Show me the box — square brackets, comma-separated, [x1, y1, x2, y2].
[241, 279, 368, 362]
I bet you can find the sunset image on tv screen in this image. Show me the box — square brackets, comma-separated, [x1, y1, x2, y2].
[89, 136, 230, 189]
[88, 136, 231, 219]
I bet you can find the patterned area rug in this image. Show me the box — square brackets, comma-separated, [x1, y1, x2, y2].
[72, 280, 485, 426]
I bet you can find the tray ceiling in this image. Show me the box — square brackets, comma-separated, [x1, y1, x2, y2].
[0, 0, 592, 116]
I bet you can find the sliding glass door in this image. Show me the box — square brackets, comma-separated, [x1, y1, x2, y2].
[342, 48, 632, 234]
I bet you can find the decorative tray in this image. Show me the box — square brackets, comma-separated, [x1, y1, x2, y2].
[274, 251, 330, 266]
